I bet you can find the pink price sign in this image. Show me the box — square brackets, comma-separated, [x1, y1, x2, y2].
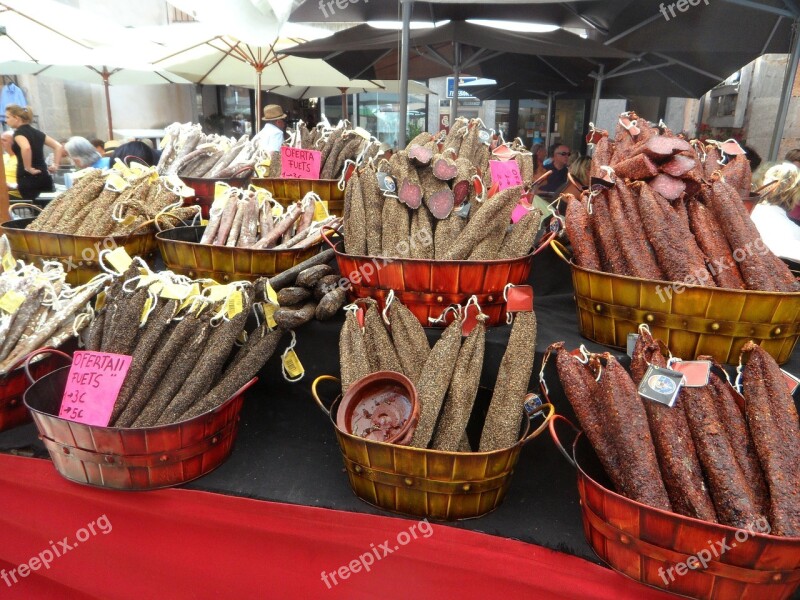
[489, 160, 523, 191]
[59, 351, 132, 427]
[281, 146, 322, 179]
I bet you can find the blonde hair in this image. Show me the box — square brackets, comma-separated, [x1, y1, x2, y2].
[569, 155, 591, 187]
[755, 162, 800, 210]
[5, 104, 33, 123]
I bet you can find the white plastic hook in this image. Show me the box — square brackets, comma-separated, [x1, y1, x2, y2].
[428, 305, 460, 325]
[382, 289, 395, 325]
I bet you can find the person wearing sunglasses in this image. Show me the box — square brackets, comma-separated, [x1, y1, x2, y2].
[540, 143, 571, 193]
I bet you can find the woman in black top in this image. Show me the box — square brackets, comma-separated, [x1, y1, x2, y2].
[4, 104, 64, 200]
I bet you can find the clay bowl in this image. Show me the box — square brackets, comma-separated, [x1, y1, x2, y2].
[336, 371, 419, 446]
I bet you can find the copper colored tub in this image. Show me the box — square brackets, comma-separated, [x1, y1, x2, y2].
[180, 171, 252, 219]
[1, 218, 157, 286]
[250, 178, 344, 216]
[0, 351, 69, 432]
[323, 230, 555, 328]
[553, 241, 800, 365]
[313, 375, 554, 521]
[24, 354, 254, 491]
[550, 415, 800, 600]
[156, 225, 323, 282]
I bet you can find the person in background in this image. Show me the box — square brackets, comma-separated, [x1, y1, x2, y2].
[64, 136, 110, 170]
[1, 131, 21, 199]
[258, 104, 287, 153]
[110, 140, 155, 167]
[104, 139, 122, 157]
[539, 143, 571, 193]
[786, 148, 800, 170]
[4, 104, 63, 201]
[91, 138, 105, 156]
[564, 155, 591, 197]
[530, 140, 547, 178]
[750, 162, 800, 260]
[741, 144, 762, 172]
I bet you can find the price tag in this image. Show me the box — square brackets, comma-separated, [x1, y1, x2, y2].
[226, 290, 244, 319]
[0, 290, 25, 314]
[105, 247, 133, 274]
[781, 369, 800, 394]
[59, 351, 132, 427]
[670, 360, 712, 387]
[95, 290, 107, 312]
[376, 172, 397, 194]
[179, 283, 201, 311]
[477, 126, 492, 144]
[638, 364, 684, 407]
[272, 203, 285, 218]
[354, 127, 371, 141]
[105, 173, 130, 192]
[214, 182, 231, 202]
[119, 214, 137, 228]
[511, 202, 533, 224]
[506, 285, 533, 313]
[282, 349, 304, 378]
[313, 200, 329, 222]
[264, 281, 279, 305]
[140, 296, 154, 324]
[462, 303, 480, 337]
[2, 252, 16, 272]
[160, 282, 192, 301]
[262, 301, 278, 329]
[206, 284, 233, 302]
[489, 160, 523, 191]
[281, 146, 322, 180]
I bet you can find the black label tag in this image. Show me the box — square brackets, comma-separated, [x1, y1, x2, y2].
[377, 172, 396, 193]
[638, 364, 684, 407]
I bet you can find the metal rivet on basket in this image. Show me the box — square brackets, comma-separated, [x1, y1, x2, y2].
[9, 398, 17, 407]
[188, 271, 195, 278]
[104, 456, 114, 464]
[436, 296, 443, 303]
[774, 327, 782, 336]
[223, 275, 230, 282]
[211, 436, 219, 444]
[462, 484, 471, 491]
[487, 295, 493, 303]
[711, 322, 720, 331]
[773, 573, 782, 582]
[354, 465, 362, 473]
[594, 304, 602, 312]
[160, 454, 169, 462]
[404, 477, 414, 486]
[619, 534, 630, 544]
[645, 314, 654, 323]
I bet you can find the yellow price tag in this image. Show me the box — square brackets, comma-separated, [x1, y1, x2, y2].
[313, 200, 329, 222]
[140, 296, 154, 325]
[282, 349, 304, 379]
[226, 290, 244, 319]
[206, 284, 233, 303]
[159, 133, 171, 150]
[2, 252, 16, 272]
[0, 290, 26, 314]
[106, 247, 133, 274]
[179, 283, 201, 311]
[214, 182, 231, 202]
[119, 214, 137, 228]
[105, 173, 130, 192]
[262, 301, 278, 329]
[265, 281, 279, 305]
[95, 290, 107, 312]
[271, 204, 284, 218]
[200, 218, 209, 226]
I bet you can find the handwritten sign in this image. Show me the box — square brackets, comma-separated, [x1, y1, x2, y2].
[281, 146, 322, 180]
[489, 160, 522, 191]
[59, 351, 132, 426]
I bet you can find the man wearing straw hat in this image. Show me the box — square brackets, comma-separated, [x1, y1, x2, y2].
[259, 104, 287, 153]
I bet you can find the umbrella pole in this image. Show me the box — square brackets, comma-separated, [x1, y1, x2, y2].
[398, 0, 413, 147]
[545, 92, 554, 150]
[103, 71, 113, 141]
[590, 64, 605, 128]
[339, 88, 348, 122]
[451, 43, 461, 121]
[768, 17, 800, 161]
[256, 68, 263, 134]
[0, 151, 9, 223]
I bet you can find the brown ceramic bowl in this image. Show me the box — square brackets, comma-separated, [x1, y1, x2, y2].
[336, 371, 419, 446]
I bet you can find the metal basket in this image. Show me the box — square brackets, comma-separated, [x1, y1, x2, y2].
[156, 225, 323, 282]
[0, 351, 69, 432]
[550, 415, 800, 600]
[312, 375, 554, 521]
[180, 170, 253, 219]
[0, 218, 157, 286]
[322, 230, 555, 328]
[23, 350, 254, 491]
[552, 241, 800, 365]
[249, 178, 344, 216]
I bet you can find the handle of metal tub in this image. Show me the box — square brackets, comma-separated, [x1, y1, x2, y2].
[311, 375, 341, 416]
[517, 395, 555, 446]
[532, 228, 557, 256]
[548, 414, 581, 469]
[22, 348, 73, 384]
[549, 238, 573, 263]
[320, 226, 343, 251]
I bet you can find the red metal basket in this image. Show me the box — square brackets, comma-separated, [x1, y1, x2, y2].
[23, 350, 255, 490]
[321, 229, 555, 328]
[550, 415, 800, 600]
[180, 168, 253, 219]
[0, 351, 70, 432]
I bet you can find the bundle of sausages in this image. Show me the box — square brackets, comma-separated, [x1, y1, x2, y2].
[26, 169, 197, 237]
[342, 122, 542, 261]
[565, 112, 799, 292]
[288, 120, 383, 181]
[550, 333, 800, 536]
[199, 189, 340, 250]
